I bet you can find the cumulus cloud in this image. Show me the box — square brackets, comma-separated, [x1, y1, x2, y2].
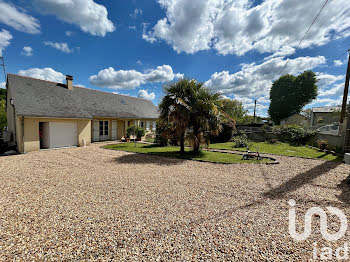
[21, 46, 33, 56]
[89, 65, 182, 90]
[44, 41, 74, 53]
[334, 60, 344, 67]
[0, 1, 40, 34]
[144, 0, 350, 56]
[0, 82, 5, 89]
[17, 68, 65, 83]
[205, 56, 326, 97]
[0, 29, 12, 56]
[33, 0, 115, 36]
[138, 89, 155, 100]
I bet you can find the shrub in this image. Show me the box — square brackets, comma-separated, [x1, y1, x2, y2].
[316, 139, 328, 151]
[154, 120, 168, 146]
[127, 125, 145, 139]
[232, 134, 249, 148]
[272, 125, 315, 145]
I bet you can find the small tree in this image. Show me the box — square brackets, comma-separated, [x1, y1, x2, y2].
[268, 71, 318, 124]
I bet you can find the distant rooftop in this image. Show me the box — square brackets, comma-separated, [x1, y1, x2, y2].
[312, 106, 341, 113]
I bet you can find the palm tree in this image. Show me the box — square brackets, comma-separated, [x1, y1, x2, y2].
[158, 79, 191, 152]
[158, 79, 223, 153]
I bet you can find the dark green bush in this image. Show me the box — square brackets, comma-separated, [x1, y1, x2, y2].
[272, 125, 315, 145]
[154, 120, 168, 146]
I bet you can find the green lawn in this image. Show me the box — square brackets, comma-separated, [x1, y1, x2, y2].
[105, 143, 272, 164]
[210, 141, 342, 161]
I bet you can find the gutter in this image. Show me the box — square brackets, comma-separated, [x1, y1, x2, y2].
[21, 116, 24, 153]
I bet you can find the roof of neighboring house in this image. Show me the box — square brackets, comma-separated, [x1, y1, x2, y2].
[281, 113, 309, 121]
[312, 106, 341, 113]
[7, 74, 159, 119]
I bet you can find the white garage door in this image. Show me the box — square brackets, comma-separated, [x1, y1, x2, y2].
[49, 122, 78, 148]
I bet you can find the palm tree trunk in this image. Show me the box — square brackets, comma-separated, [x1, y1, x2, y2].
[180, 137, 185, 153]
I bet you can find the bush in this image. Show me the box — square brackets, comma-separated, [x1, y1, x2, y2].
[154, 120, 168, 146]
[272, 125, 315, 145]
[210, 122, 235, 143]
[232, 134, 249, 148]
[316, 139, 328, 151]
[127, 125, 145, 139]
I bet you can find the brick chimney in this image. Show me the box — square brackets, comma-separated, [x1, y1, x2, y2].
[66, 75, 73, 90]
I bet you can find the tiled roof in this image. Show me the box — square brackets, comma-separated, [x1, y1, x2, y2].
[7, 74, 158, 119]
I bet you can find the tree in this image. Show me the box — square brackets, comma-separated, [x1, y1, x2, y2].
[158, 79, 223, 153]
[0, 89, 6, 131]
[221, 99, 247, 122]
[268, 71, 318, 124]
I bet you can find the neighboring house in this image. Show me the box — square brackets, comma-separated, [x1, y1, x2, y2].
[310, 106, 340, 128]
[280, 113, 310, 129]
[6, 74, 158, 153]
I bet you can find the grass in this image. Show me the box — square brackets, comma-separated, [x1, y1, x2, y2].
[104, 143, 272, 164]
[210, 141, 342, 161]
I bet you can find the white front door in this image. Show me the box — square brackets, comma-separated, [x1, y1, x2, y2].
[112, 121, 117, 140]
[99, 120, 109, 141]
[93, 121, 99, 142]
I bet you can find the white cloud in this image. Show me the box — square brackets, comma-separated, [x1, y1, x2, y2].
[0, 29, 12, 56]
[21, 46, 33, 56]
[138, 89, 155, 100]
[44, 41, 73, 53]
[205, 56, 326, 97]
[142, 23, 157, 43]
[130, 8, 142, 19]
[334, 60, 344, 67]
[0, 82, 5, 89]
[310, 97, 343, 107]
[129, 26, 136, 30]
[33, 0, 115, 37]
[0, 1, 40, 34]
[17, 68, 65, 83]
[136, 60, 142, 65]
[145, 0, 350, 56]
[65, 30, 72, 37]
[89, 65, 182, 90]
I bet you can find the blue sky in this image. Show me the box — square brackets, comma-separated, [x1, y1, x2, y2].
[0, 0, 350, 117]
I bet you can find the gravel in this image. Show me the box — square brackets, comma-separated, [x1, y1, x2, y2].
[0, 142, 349, 261]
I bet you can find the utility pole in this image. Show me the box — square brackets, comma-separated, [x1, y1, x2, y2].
[253, 99, 257, 123]
[340, 49, 350, 124]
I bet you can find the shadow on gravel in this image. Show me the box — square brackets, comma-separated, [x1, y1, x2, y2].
[112, 153, 186, 165]
[337, 176, 350, 205]
[263, 161, 342, 199]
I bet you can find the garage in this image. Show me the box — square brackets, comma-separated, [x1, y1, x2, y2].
[40, 122, 78, 149]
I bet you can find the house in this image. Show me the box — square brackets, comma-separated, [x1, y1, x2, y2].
[280, 112, 310, 129]
[6, 74, 158, 153]
[310, 106, 340, 128]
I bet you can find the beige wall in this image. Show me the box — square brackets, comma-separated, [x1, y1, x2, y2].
[17, 117, 91, 153]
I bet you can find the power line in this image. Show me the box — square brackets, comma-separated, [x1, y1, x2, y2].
[277, 0, 330, 76]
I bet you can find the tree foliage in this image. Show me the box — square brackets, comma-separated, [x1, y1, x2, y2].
[0, 89, 6, 132]
[158, 79, 223, 153]
[220, 99, 247, 122]
[268, 71, 318, 124]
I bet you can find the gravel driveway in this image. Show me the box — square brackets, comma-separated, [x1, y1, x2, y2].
[0, 143, 349, 261]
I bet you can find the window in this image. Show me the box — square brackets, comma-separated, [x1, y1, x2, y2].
[99, 121, 103, 135]
[104, 121, 109, 135]
[140, 121, 144, 128]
